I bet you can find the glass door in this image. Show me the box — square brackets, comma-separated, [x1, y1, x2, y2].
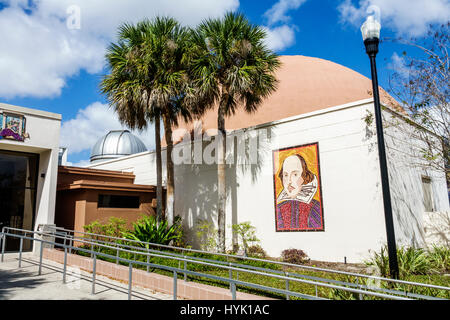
[0, 150, 38, 252]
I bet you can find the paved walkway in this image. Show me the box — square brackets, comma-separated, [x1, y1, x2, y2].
[0, 252, 174, 300]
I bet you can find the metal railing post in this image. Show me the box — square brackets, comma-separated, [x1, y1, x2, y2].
[173, 271, 178, 300]
[229, 263, 232, 290]
[63, 245, 68, 284]
[1, 233, 6, 262]
[184, 256, 187, 281]
[128, 263, 133, 300]
[357, 278, 363, 300]
[285, 272, 290, 300]
[91, 254, 97, 295]
[38, 240, 43, 275]
[69, 237, 73, 255]
[18, 237, 23, 268]
[116, 246, 120, 265]
[146, 251, 150, 273]
[179, 249, 184, 272]
[231, 282, 236, 300]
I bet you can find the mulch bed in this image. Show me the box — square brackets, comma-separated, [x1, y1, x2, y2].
[303, 260, 371, 274]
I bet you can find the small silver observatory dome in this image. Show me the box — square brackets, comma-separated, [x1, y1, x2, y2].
[90, 130, 148, 163]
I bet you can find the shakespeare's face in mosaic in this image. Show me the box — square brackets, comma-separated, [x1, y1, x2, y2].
[281, 155, 305, 199]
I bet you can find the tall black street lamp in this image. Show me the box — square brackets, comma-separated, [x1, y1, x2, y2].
[361, 15, 400, 279]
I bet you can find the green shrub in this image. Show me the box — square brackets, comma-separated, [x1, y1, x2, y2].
[281, 248, 310, 265]
[397, 246, 429, 276]
[123, 214, 183, 247]
[365, 245, 429, 278]
[83, 220, 102, 236]
[365, 245, 450, 278]
[427, 245, 450, 272]
[365, 246, 391, 278]
[83, 217, 128, 240]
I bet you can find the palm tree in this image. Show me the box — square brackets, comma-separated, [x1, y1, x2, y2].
[190, 12, 281, 252]
[100, 17, 192, 223]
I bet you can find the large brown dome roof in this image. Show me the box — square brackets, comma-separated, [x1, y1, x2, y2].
[170, 55, 400, 141]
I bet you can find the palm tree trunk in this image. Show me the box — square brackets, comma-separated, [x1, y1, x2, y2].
[162, 114, 175, 226]
[217, 104, 227, 253]
[155, 115, 163, 222]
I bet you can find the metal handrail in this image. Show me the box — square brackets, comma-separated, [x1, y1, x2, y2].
[1, 228, 326, 300]
[35, 231, 446, 300]
[39, 225, 450, 292]
[2, 226, 449, 300]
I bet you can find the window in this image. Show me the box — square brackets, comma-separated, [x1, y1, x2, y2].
[98, 194, 140, 209]
[421, 177, 434, 212]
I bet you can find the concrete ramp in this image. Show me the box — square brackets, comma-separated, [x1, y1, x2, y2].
[0, 253, 173, 300]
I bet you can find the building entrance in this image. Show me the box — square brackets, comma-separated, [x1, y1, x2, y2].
[0, 150, 38, 252]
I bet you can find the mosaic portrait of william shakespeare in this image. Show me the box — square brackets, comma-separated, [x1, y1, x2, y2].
[273, 143, 324, 232]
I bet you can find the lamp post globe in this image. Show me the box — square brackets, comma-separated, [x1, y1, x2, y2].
[361, 15, 381, 55]
[361, 15, 400, 279]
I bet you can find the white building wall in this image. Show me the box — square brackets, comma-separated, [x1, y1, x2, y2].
[0, 103, 61, 237]
[382, 108, 450, 248]
[89, 150, 165, 186]
[89, 98, 449, 263]
[221, 100, 387, 263]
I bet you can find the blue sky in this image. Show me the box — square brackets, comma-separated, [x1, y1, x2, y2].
[0, 0, 448, 166]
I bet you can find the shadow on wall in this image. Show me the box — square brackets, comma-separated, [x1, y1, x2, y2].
[173, 125, 275, 250]
[388, 157, 427, 248]
[373, 109, 450, 248]
[381, 108, 450, 248]
[175, 160, 218, 248]
[365, 111, 427, 248]
[423, 211, 450, 247]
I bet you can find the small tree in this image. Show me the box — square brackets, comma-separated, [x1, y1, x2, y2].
[387, 22, 449, 183]
[232, 221, 260, 256]
[100, 17, 194, 223]
[195, 219, 219, 252]
[190, 12, 281, 252]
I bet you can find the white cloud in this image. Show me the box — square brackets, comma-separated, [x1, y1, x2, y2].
[60, 102, 155, 158]
[0, 0, 239, 98]
[261, 0, 306, 52]
[263, 25, 297, 51]
[388, 52, 412, 78]
[338, 0, 450, 36]
[264, 0, 307, 25]
[0, 7, 105, 98]
[66, 159, 91, 168]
